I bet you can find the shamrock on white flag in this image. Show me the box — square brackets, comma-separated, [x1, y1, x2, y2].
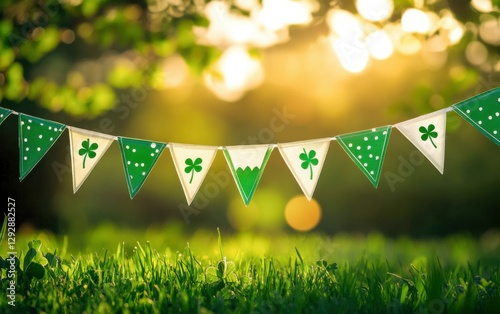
[278, 138, 330, 200]
[223, 144, 273, 206]
[69, 127, 115, 193]
[169, 143, 218, 205]
[395, 110, 447, 174]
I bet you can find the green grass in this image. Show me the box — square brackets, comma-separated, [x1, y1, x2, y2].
[1, 222, 500, 313]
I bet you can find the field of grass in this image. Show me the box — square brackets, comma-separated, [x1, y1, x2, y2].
[1, 221, 500, 313]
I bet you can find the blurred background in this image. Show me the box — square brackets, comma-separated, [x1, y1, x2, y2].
[0, 0, 499, 237]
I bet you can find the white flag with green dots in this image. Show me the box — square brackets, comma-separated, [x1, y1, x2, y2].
[395, 111, 447, 174]
[169, 143, 218, 205]
[278, 138, 330, 201]
[69, 127, 115, 193]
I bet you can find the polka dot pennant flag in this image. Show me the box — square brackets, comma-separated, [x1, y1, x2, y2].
[278, 138, 330, 201]
[223, 144, 273, 206]
[169, 143, 218, 205]
[19, 114, 67, 181]
[69, 127, 115, 193]
[395, 111, 447, 174]
[336, 126, 392, 188]
[0, 107, 13, 125]
[452, 87, 500, 146]
[118, 137, 166, 199]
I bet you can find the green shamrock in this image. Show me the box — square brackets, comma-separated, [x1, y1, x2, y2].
[299, 148, 319, 180]
[419, 124, 438, 148]
[184, 157, 203, 184]
[78, 138, 99, 169]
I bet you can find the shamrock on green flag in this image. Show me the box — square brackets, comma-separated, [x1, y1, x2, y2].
[118, 137, 166, 199]
[0, 107, 13, 125]
[19, 114, 66, 181]
[453, 87, 500, 145]
[336, 126, 392, 188]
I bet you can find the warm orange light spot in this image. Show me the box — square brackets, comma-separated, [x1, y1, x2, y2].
[284, 195, 321, 232]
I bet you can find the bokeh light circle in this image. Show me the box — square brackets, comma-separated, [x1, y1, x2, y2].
[284, 195, 322, 232]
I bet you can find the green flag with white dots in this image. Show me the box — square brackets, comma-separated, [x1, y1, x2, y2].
[118, 137, 166, 199]
[336, 126, 392, 188]
[19, 114, 67, 181]
[452, 87, 500, 146]
[0, 107, 13, 125]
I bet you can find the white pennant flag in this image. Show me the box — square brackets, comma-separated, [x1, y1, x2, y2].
[223, 144, 273, 206]
[395, 110, 447, 174]
[69, 127, 115, 193]
[169, 143, 218, 205]
[278, 138, 330, 200]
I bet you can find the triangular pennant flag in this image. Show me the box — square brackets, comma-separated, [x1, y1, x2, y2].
[452, 87, 500, 145]
[278, 138, 330, 200]
[169, 143, 218, 205]
[118, 137, 166, 199]
[395, 111, 447, 174]
[223, 144, 273, 205]
[0, 107, 13, 125]
[69, 127, 115, 193]
[19, 114, 66, 181]
[336, 126, 392, 187]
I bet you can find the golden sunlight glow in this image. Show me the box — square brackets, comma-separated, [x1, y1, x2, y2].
[256, 0, 313, 31]
[356, 0, 394, 22]
[161, 54, 188, 88]
[327, 9, 363, 37]
[204, 46, 264, 101]
[401, 8, 432, 34]
[330, 36, 370, 73]
[471, 0, 494, 13]
[285, 195, 322, 232]
[366, 30, 394, 60]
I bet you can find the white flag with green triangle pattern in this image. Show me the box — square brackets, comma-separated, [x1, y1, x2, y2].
[395, 111, 446, 174]
[69, 127, 115, 193]
[278, 138, 330, 200]
[223, 144, 273, 206]
[169, 143, 218, 205]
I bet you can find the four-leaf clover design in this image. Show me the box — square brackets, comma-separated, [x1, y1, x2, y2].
[419, 124, 438, 148]
[184, 157, 203, 184]
[299, 148, 319, 180]
[79, 138, 99, 169]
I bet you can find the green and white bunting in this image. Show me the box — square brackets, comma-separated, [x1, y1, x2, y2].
[453, 87, 500, 145]
[0, 107, 12, 125]
[395, 110, 447, 174]
[1, 88, 499, 205]
[336, 126, 392, 188]
[223, 144, 273, 206]
[118, 137, 166, 199]
[278, 138, 330, 201]
[169, 143, 218, 205]
[19, 114, 66, 181]
[69, 127, 115, 193]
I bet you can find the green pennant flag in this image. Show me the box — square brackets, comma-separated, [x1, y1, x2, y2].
[0, 107, 13, 125]
[223, 144, 273, 206]
[19, 114, 67, 181]
[118, 137, 166, 199]
[336, 126, 392, 188]
[452, 87, 500, 145]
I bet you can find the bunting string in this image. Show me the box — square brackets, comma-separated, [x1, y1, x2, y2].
[1, 88, 499, 205]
